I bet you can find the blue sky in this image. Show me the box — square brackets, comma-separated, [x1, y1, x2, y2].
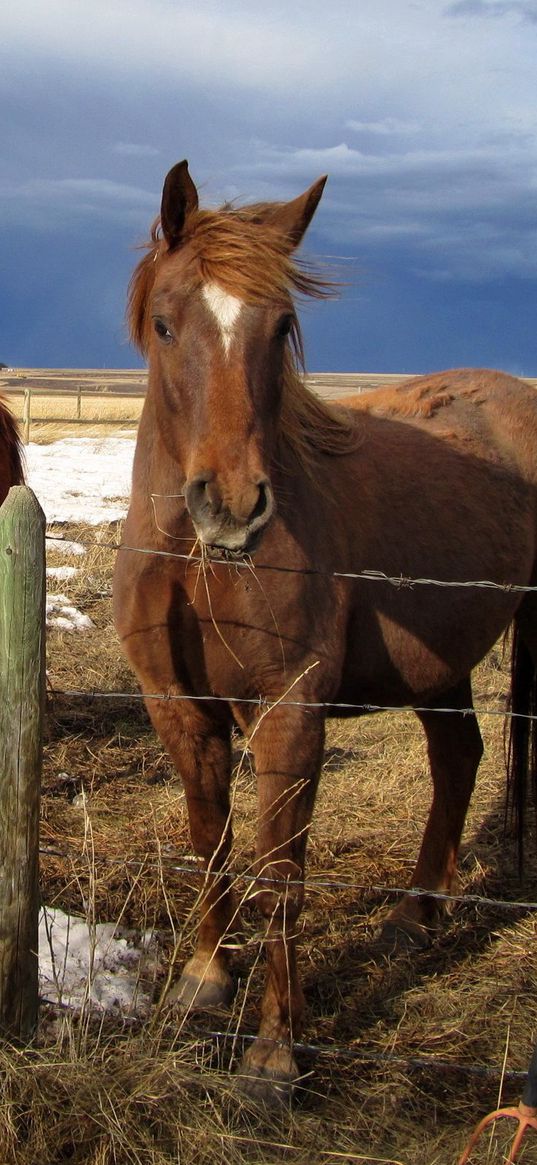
[2, 0, 537, 374]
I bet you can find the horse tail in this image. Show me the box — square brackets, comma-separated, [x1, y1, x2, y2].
[506, 615, 537, 870]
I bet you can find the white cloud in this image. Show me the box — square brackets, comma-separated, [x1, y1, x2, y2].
[1, 0, 327, 92]
[3, 0, 537, 306]
[21, 177, 155, 205]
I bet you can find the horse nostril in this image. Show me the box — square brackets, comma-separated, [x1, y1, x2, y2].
[250, 479, 273, 525]
[185, 472, 273, 536]
[185, 471, 221, 521]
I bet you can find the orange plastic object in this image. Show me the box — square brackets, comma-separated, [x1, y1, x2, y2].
[457, 1102, 537, 1164]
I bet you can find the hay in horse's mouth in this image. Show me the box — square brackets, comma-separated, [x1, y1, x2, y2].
[205, 544, 251, 563]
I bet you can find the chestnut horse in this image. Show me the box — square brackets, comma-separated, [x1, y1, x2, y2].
[114, 161, 537, 1103]
[0, 396, 24, 502]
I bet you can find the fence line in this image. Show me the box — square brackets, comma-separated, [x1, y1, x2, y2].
[195, 1027, 530, 1081]
[38, 841, 537, 913]
[47, 531, 537, 595]
[7, 373, 406, 443]
[11, 385, 145, 443]
[49, 684, 532, 722]
[29, 995, 533, 1083]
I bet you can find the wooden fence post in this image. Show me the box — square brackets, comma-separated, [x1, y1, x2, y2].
[22, 389, 31, 445]
[0, 486, 46, 1042]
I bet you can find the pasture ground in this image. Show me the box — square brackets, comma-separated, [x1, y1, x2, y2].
[4, 518, 532, 1165]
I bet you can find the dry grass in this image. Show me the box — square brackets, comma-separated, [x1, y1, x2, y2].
[2, 371, 145, 442]
[4, 520, 537, 1163]
[15, 394, 143, 443]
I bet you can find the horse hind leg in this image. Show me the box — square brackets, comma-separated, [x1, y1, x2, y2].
[506, 595, 537, 860]
[378, 677, 483, 951]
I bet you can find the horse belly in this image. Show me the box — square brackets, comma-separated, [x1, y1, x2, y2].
[337, 587, 521, 711]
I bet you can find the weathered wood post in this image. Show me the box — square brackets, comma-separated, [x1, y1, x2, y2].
[0, 486, 46, 1041]
[22, 390, 31, 445]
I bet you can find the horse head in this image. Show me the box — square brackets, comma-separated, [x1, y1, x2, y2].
[130, 160, 327, 556]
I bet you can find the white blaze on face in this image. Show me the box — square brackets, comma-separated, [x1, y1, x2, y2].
[202, 282, 243, 356]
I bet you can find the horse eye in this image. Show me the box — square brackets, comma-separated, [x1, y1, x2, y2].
[153, 318, 173, 343]
[276, 314, 294, 339]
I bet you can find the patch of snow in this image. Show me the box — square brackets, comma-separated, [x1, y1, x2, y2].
[31, 438, 158, 1018]
[46, 565, 79, 581]
[39, 907, 156, 1016]
[27, 436, 134, 524]
[47, 593, 95, 631]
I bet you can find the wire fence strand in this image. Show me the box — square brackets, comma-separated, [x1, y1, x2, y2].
[38, 842, 537, 912]
[49, 684, 534, 723]
[46, 531, 537, 594]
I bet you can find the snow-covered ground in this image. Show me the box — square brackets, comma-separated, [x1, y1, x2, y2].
[26, 436, 134, 525]
[25, 435, 157, 1016]
[27, 436, 135, 631]
[39, 907, 156, 1016]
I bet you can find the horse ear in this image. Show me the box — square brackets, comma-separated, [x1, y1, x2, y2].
[268, 175, 327, 250]
[160, 160, 199, 250]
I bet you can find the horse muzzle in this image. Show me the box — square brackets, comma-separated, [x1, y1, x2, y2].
[184, 471, 274, 555]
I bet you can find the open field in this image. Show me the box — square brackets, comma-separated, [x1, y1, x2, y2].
[2, 506, 532, 1164]
[0, 370, 147, 441]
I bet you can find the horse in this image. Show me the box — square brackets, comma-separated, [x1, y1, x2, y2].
[0, 395, 24, 502]
[114, 160, 537, 1104]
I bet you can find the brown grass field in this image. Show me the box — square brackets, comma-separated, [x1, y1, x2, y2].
[1, 369, 145, 442]
[2, 395, 537, 1164]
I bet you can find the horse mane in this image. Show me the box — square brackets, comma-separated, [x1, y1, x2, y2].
[0, 395, 25, 486]
[127, 206, 359, 477]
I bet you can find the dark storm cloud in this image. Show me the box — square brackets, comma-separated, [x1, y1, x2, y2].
[2, 1, 537, 371]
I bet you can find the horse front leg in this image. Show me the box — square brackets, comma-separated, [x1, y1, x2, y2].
[144, 691, 237, 1012]
[236, 705, 325, 1105]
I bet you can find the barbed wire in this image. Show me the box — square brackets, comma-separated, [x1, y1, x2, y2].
[48, 684, 534, 723]
[35, 991, 528, 1084]
[38, 842, 537, 912]
[197, 1027, 529, 1082]
[42, 517, 537, 1075]
[46, 530, 537, 594]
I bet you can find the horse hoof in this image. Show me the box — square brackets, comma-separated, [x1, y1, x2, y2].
[164, 966, 235, 1013]
[232, 1063, 297, 1110]
[231, 1043, 301, 1110]
[373, 918, 432, 956]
